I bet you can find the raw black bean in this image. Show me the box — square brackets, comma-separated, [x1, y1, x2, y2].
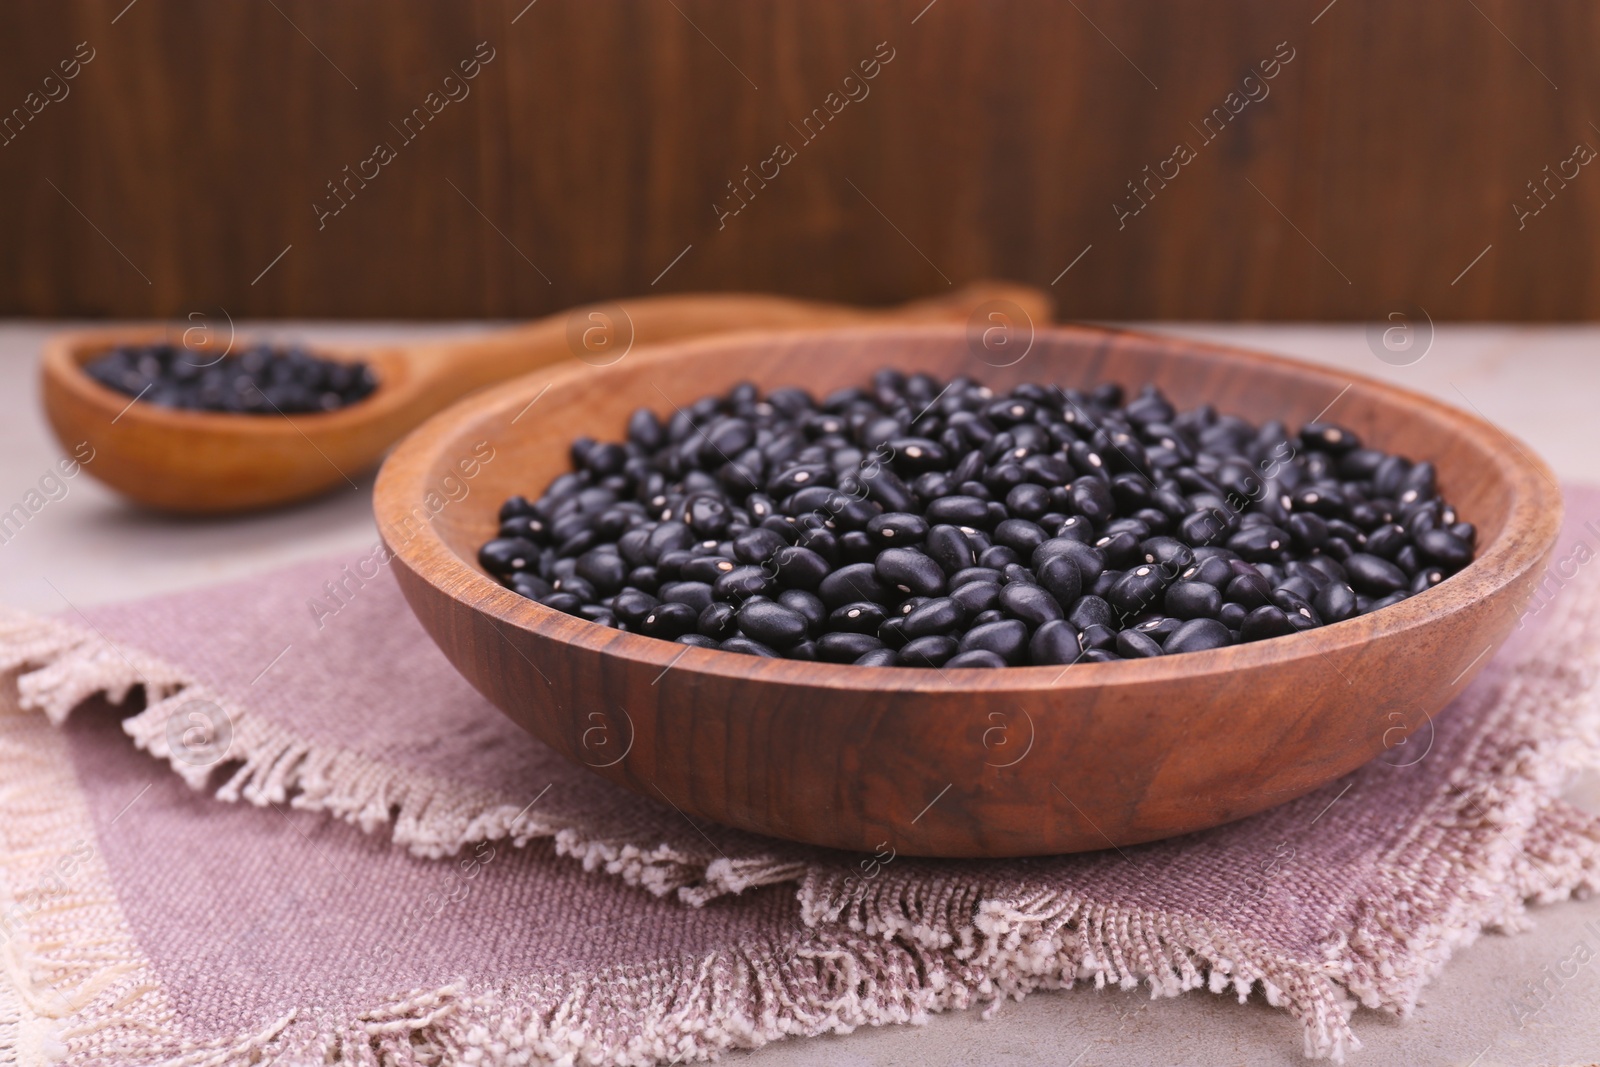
[640, 601, 698, 639]
[1417, 528, 1472, 567]
[1028, 619, 1081, 665]
[1164, 618, 1233, 654]
[903, 597, 966, 637]
[771, 545, 830, 590]
[479, 537, 540, 576]
[720, 635, 779, 657]
[900, 634, 958, 667]
[876, 548, 947, 597]
[1165, 580, 1222, 620]
[978, 544, 1021, 570]
[958, 618, 1029, 663]
[1106, 564, 1167, 618]
[999, 582, 1063, 627]
[677, 633, 719, 648]
[925, 524, 977, 574]
[737, 600, 810, 648]
[1067, 594, 1116, 631]
[924, 495, 989, 526]
[1239, 605, 1296, 642]
[1345, 553, 1408, 595]
[818, 563, 893, 607]
[1036, 554, 1082, 610]
[659, 581, 714, 613]
[817, 631, 884, 663]
[1079, 623, 1118, 651]
[868, 511, 930, 545]
[777, 589, 827, 634]
[946, 649, 1007, 668]
[1115, 629, 1164, 658]
[855, 647, 900, 667]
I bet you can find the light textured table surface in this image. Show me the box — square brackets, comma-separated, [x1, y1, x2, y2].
[2, 321, 1597, 1066]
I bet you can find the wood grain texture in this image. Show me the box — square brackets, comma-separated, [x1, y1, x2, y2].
[374, 325, 1562, 857]
[2, 1, 1597, 320]
[39, 283, 1049, 512]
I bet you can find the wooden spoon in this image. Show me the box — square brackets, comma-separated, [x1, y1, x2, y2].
[40, 282, 1050, 513]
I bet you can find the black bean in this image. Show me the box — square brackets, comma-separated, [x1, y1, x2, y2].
[925, 524, 977, 574]
[818, 563, 893, 607]
[713, 566, 771, 601]
[1165, 580, 1222, 620]
[951, 579, 1003, 616]
[1033, 538, 1105, 584]
[1036, 554, 1082, 610]
[1225, 571, 1274, 609]
[1417, 528, 1472, 567]
[1067, 594, 1116, 631]
[1164, 618, 1233, 654]
[1134, 615, 1181, 640]
[737, 600, 809, 648]
[640, 601, 698, 639]
[924, 495, 990, 526]
[1345, 552, 1408, 595]
[958, 618, 1029, 663]
[876, 548, 947, 597]
[778, 589, 826, 633]
[999, 582, 1063, 627]
[720, 635, 779, 657]
[771, 545, 830, 590]
[1106, 564, 1167, 618]
[1239, 605, 1296, 642]
[1079, 623, 1118, 651]
[976, 544, 1019, 571]
[946, 649, 1007, 668]
[817, 631, 884, 663]
[1092, 530, 1141, 569]
[553, 575, 597, 602]
[733, 527, 788, 565]
[1228, 525, 1289, 563]
[1115, 629, 1164, 658]
[1411, 567, 1445, 593]
[903, 597, 966, 637]
[1028, 619, 1081, 665]
[900, 634, 958, 667]
[854, 647, 900, 667]
[829, 601, 887, 634]
[684, 556, 739, 579]
[868, 511, 930, 545]
[677, 633, 720, 648]
[659, 580, 714, 613]
[479, 537, 540, 576]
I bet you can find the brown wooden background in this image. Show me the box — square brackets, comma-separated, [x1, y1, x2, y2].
[2, 0, 1597, 320]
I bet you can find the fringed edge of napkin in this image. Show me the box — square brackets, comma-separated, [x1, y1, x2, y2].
[0, 606, 793, 909]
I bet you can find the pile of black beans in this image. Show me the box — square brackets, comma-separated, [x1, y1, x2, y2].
[84, 343, 378, 414]
[481, 372, 1474, 668]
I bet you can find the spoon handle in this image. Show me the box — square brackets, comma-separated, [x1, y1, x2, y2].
[399, 283, 1051, 404]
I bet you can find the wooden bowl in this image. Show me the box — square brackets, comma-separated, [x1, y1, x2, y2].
[375, 325, 1561, 858]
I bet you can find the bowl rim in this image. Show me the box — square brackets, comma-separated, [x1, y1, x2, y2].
[375, 322, 1563, 695]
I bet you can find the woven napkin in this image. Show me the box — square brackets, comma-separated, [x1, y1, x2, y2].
[2, 489, 1599, 1066]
